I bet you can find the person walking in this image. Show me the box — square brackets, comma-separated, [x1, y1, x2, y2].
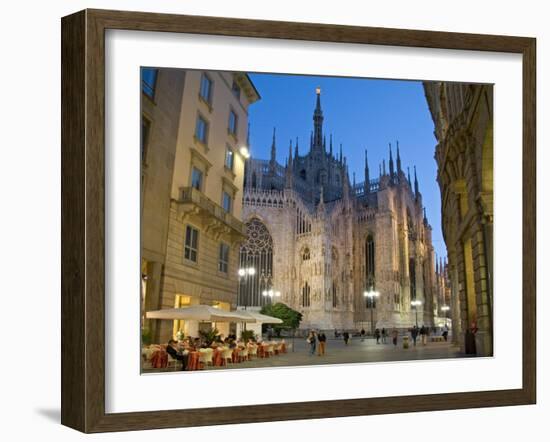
[442, 326, 449, 342]
[391, 328, 398, 348]
[306, 330, 317, 356]
[420, 325, 427, 345]
[360, 328, 366, 342]
[343, 331, 350, 345]
[411, 325, 419, 346]
[381, 328, 387, 344]
[318, 331, 327, 356]
[375, 328, 381, 344]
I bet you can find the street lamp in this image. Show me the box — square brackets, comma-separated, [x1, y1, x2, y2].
[262, 289, 281, 303]
[238, 267, 256, 310]
[239, 146, 251, 159]
[363, 290, 380, 335]
[411, 299, 422, 327]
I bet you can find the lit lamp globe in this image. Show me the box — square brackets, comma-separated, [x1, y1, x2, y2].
[239, 146, 251, 159]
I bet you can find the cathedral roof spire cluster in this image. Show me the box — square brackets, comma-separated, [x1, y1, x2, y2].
[257, 88, 427, 211]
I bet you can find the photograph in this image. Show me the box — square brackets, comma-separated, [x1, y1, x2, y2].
[140, 68, 493, 373]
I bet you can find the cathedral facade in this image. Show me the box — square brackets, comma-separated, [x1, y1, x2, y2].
[238, 88, 439, 331]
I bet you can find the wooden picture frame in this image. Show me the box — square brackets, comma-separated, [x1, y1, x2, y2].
[61, 9, 536, 433]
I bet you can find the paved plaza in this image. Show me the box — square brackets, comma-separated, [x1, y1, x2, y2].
[209, 338, 465, 371]
[144, 336, 470, 374]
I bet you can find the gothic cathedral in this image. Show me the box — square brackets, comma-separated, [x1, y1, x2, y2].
[239, 88, 440, 331]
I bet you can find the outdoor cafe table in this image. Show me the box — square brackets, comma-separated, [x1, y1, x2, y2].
[212, 348, 224, 367]
[150, 349, 168, 368]
[186, 351, 201, 371]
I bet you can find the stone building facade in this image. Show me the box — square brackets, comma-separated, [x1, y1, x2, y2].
[239, 88, 439, 332]
[423, 82, 493, 356]
[141, 68, 260, 343]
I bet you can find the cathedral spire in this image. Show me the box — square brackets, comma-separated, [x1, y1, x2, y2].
[383, 159, 386, 176]
[389, 142, 395, 179]
[329, 134, 333, 156]
[295, 137, 299, 159]
[339, 144, 343, 163]
[407, 166, 412, 187]
[285, 140, 293, 189]
[312, 87, 324, 149]
[364, 149, 370, 192]
[423, 207, 428, 225]
[288, 139, 293, 165]
[414, 165, 419, 197]
[396, 140, 402, 174]
[270, 127, 277, 164]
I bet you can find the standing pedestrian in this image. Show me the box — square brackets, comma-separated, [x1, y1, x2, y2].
[318, 331, 327, 356]
[411, 325, 419, 346]
[306, 330, 317, 356]
[420, 325, 427, 345]
[360, 328, 366, 342]
[381, 328, 387, 343]
[343, 331, 350, 345]
[375, 328, 381, 344]
[391, 328, 398, 348]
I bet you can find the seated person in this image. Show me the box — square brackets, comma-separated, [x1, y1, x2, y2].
[166, 339, 189, 371]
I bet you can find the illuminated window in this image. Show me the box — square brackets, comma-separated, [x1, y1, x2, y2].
[225, 146, 234, 170]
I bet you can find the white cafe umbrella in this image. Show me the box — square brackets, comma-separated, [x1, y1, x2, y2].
[145, 305, 256, 323]
[237, 310, 284, 324]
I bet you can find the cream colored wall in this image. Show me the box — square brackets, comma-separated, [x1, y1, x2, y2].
[171, 70, 251, 220]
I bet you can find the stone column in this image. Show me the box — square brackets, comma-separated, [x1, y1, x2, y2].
[472, 226, 493, 356]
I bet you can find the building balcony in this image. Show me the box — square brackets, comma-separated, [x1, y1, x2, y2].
[176, 187, 246, 240]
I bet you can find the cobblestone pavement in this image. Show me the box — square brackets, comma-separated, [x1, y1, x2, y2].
[143, 337, 472, 374]
[208, 338, 466, 370]
[205, 337, 469, 371]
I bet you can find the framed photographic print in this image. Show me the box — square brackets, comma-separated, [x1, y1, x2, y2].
[61, 9, 536, 433]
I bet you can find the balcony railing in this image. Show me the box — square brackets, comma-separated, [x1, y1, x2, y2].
[177, 187, 246, 236]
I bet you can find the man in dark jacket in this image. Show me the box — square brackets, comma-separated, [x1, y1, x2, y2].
[166, 339, 188, 371]
[343, 331, 350, 345]
[411, 325, 419, 346]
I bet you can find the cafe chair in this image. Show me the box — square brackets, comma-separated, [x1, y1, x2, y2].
[199, 348, 214, 368]
[167, 353, 180, 371]
[222, 347, 233, 365]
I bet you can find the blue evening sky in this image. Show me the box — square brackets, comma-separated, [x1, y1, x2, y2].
[247, 73, 447, 261]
